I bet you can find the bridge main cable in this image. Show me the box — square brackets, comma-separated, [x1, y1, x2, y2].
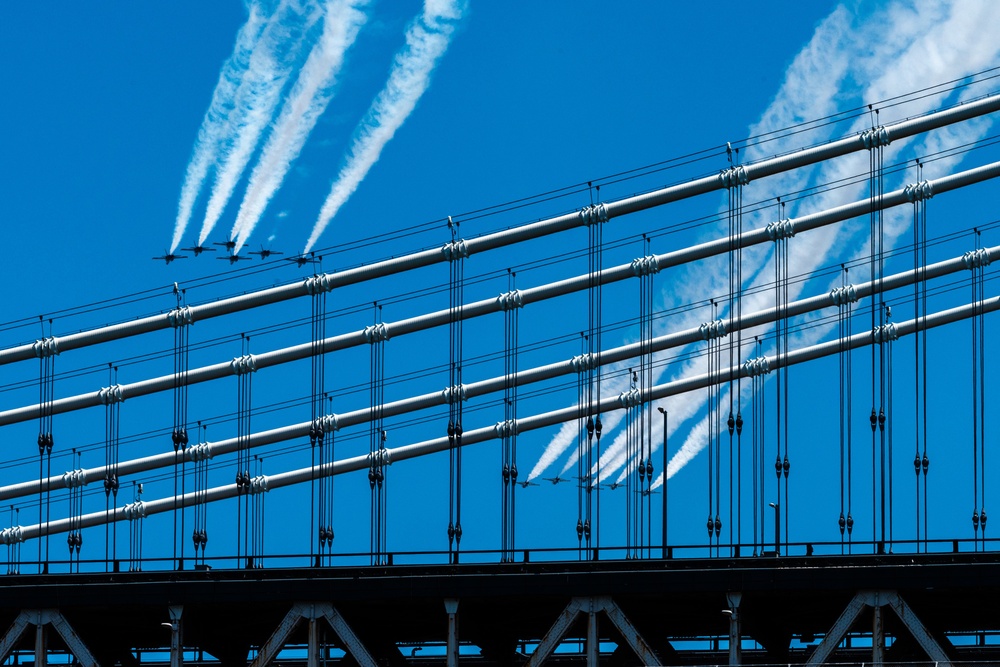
[4, 239, 995, 502]
[0, 162, 996, 427]
[1, 95, 998, 366]
[8, 291, 999, 542]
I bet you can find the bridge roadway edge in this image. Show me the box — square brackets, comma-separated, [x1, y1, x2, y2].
[0, 553, 995, 664]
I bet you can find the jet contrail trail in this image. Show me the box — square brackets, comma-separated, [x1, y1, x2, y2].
[197, 0, 325, 247]
[302, 0, 466, 254]
[169, 1, 272, 253]
[230, 0, 370, 253]
[529, 0, 1000, 485]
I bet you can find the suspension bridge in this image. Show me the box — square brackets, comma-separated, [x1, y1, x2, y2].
[1, 90, 1000, 666]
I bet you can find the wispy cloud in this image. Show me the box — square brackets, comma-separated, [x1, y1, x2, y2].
[169, 1, 272, 253]
[196, 0, 325, 247]
[303, 0, 466, 254]
[643, 0, 1000, 488]
[230, 0, 370, 253]
[529, 0, 1000, 487]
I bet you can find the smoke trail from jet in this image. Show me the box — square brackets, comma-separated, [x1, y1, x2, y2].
[529, 0, 1000, 485]
[169, 2, 271, 253]
[197, 0, 325, 247]
[230, 0, 369, 253]
[302, 0, 466, 254]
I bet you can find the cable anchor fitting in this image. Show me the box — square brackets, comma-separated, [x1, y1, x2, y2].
[442, 384, 468, 404]
[872, 322, 898, 344]
[630, 255, 660, 277]
[368, 448, 392, 468]
[362, 322, 390, 344]
[765, 219, 795, 242]
[187, 442, 213, 462]
[167, 306, 194, 327]
[122, 500, 146, 521]
[860, 126, 891, 149]
[699, 319, 727, 340]
[32, 337, 60, 358]
[743, 355, 770, 377]
[617, 387, 641, 409]
[63, 468, 87, 488]
[497, 289, 524, 311]
[304, 274, 334, 295]
[248, 475, 269, 495]
[579, 202, 609, 227]
[0, 526, 23, 545]
[830, 284, 858, 306]
[570, 352, 598, 373]
[441, 239, 469, 262]
[313, 414, 340, 435]
[494, 419, 518, 439]
[719, 165, 750, 189]
[963, 248, 992, 270]
[231, 354, 257, 375]
[98, 384, 126, 405]
[903, 180, 934, 203]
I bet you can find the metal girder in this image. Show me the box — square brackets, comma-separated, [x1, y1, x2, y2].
[873, 601, 884, 665]
[525, 598, 584, 667]
[47, 610, 99, 667]
[167, 606, 183, 667]
[0, 610, 98, 667]
[885, 591, 952, 665]
[726, 592, 742, 666]
[253, 603, 377, 667]
[525, 597, 661, 667]
[444, 599, 459, 667]
[320, 605, 377, 667]
[806, 591, 953, 667]
[586, 606, 598, 667]
[0, 611, 32, 665]
[35, 618, 46, 667]
[594, 596, 661, 667]
[249, 604, 304, 667]
[806, 593, 870, 666]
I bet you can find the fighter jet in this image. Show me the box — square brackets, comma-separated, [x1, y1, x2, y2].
[218, 253, 251, 265]
[153, 251, 188, 265]
[181, 244, 216, 257]
[249, 246, 284, 260]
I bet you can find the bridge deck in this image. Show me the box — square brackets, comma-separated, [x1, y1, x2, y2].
[1, 552, 998, 665]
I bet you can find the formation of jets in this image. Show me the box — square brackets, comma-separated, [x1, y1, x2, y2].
[154, 239, 304, 266]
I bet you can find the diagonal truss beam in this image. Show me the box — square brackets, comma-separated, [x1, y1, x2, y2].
[806, 591, 952, 666]
[0, 610, 98, 667]
[525, 597, 660, 667]
[250, 603, 375, 667]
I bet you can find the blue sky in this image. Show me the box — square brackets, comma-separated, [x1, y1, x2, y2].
[1, 1, 1000, 568]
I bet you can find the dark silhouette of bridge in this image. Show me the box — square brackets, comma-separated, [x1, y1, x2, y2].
[1, 93, 1000, 666]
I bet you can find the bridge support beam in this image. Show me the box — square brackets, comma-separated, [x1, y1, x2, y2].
[0, 610, 98, 667]
[167, 605, 183, 667]
[249, 602, 376, 667]
[445, 599, 459, 667]
[806, 590, 952, 666]
[525, 596, 660, 667]
[726, 591, 742, 665]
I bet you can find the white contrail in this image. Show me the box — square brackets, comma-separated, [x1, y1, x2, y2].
[302, 0, 466, 254]
[230, 0, 370, 253]
[530, 0, 1000, 484]
[197, 0, 325, 247]
[169, 1, 271, 253]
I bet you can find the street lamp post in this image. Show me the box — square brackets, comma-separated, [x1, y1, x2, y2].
[658, 407, 668, 559]
[769, 502, 780, 556]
